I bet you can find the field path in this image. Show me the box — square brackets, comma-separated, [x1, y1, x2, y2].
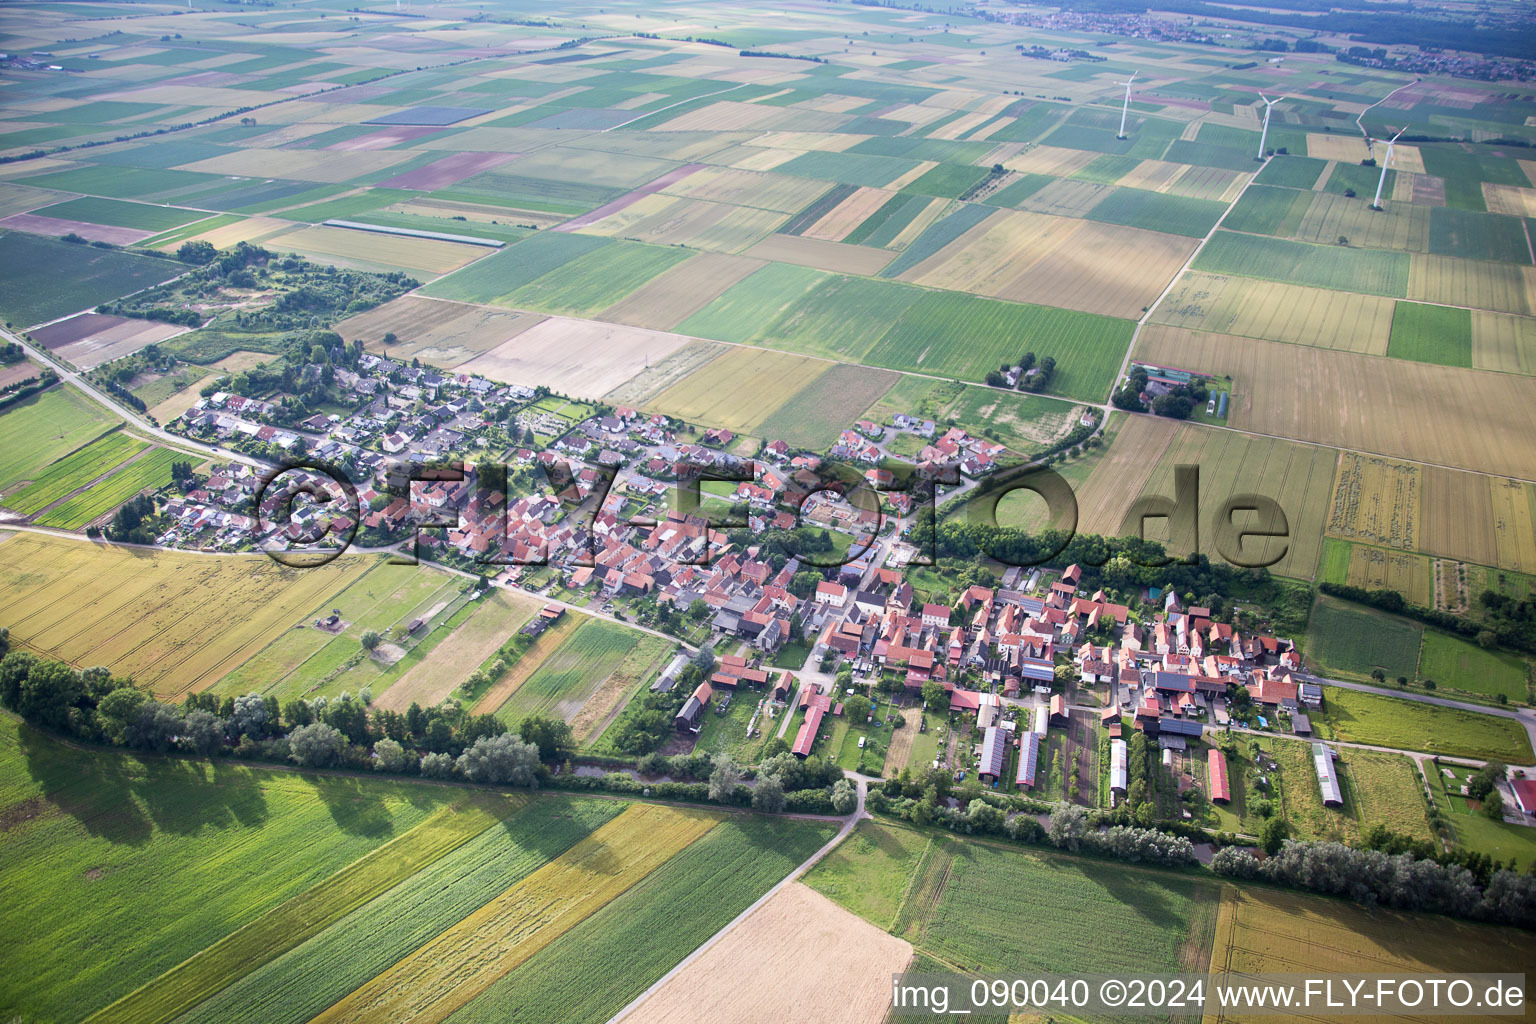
[606, 778, 868, 1024]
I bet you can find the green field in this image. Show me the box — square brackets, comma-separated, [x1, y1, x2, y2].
[864, 291, 1134, 402]
[443, 816, 838, 1024]
[0, 388, 121, 490]
[1315, 685, 1534, 763]
[1417, 630, 1530, 702]
[507, 239, 693, 316]
[0, 232, 183, 326]
[1221, 184, 1312, 236]
[493, 617, 641, 724]
[168, 797, 625, 1024]
[678, 262, 831, 344]
[807, 820, 1217, 988]
[845, 192, 934, 246]
[1428, 206, 1533, 264]
[34, 447, 181, 530]
[754, 362, 899, 450]
[32, 197, 210, 233]
[1192, 230, 1410, 297]
[776, 150, 922, 188]
[418, 231, 608, 306]
[1254, 155, 1328, 189]
[902, 163, 990, 199]
[2, 431, 144, 515]
[1387, 301, 1474, 367]
[754, 275, 925, 361]
[1084, 188, 1227, 238]
[1306, 595, 1422, 679]
[879, 202, 993, 278]
[0, 716, 460, 1023]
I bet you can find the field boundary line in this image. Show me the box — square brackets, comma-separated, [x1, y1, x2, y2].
[605, 782, 866, 1024]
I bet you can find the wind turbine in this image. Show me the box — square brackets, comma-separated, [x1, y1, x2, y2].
[1117, 71, 1137, 140]
[1256, 93, 1281, 160]
[1371, 126, 1405, 210]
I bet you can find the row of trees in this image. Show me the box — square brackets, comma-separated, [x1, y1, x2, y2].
[1213, 840, 1536, 929]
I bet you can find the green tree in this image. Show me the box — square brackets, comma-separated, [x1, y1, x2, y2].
[1261, 816, 1291, 855]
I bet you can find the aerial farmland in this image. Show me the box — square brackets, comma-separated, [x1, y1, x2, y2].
[1, 0, 1535, 1020]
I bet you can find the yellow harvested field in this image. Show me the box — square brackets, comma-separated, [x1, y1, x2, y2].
[0, 533, 371, 698]
[1470, 309, 1536, 375]
[600, 252, 765, 331]
[748, 131, 866, 152]
[266, 225, 488, 277]
[1134, 326, 1536, 481]
[901, 207, 1070, 292]
[1483, 182, 1536, 217]
[714, 145, 804, 171]
[1306, 132, 1374, 162]
[312, 804, 719, 1024]
[1325, 452, 1420, 551]
[1408, 254, 1534, 315]
[458, 316, 693, 399]
[1001, 145, 1102, 177]
[1488, 476, 1536, 572]
[335, 295, 547, 368]
[886, 196, 950, 251]
[743, 233, 894, 275]
[375, 590, 538, 711]
[1017, 177, 1114, 217]
[802, 186, 895, 241]
[1112, 159, 1190, 193]
[147, 372, 216, 424]
[659, 166, 826, 214]
[1341, 543, 1434, 606]
[649, 346, 831, 434]
[1208, 884, 1536, 1015]
[161, 215, 293, 251]
[657, 99, 796, 132]
[1169, 165, 1247, 203]
[990, 221, 1193, 317]
[577, 194, 786, 253]
[1418, 467, 1536, 572]
[1073, 417, 1335, 579]
[178, 148, 413, 183]
[1150, 275, 1395, 354]
[927, 109, 993, 140]
[624, 882, 912, 1024]
[884, 160, 937, 191]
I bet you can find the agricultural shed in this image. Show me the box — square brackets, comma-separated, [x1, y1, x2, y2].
[1312, 742, 1343, 807]
[1033, 705, 1049, 735]
[792, 705, 824, 758]
[1016, 730, 1040, 788]
[1291, 713, 1312, 736]
[675, 681, 712, 734]
[1110, 738, 1128, 797]
[1208, 748, 1231, 804]
[978, 726, 1007, 782]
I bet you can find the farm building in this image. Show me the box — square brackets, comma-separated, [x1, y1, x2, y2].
[1110, 738, 1128, 798]
[675, 681, 713, 734]
[1016, 730, 1040, 788]
[1154, 717, 1202, 741]
[978, 726, 1008, 783]
[1033, 705, 1048, 735]
[1312, 742, 1343, 807]
[1512, 779, 1536, 817]
[520, 603, 564, 636]
[650, 652, 689, 692]
[1208, 748, 1231, 804]
[1291, 713, 1312, 736]
[792, 705, 825, 758]
[1049, 694, 1069, 726]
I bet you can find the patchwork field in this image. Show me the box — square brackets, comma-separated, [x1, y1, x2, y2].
[647, 346, 831, 434]
[1150, 272, 1395, 354]
[622, 882, 909, 1024]
[335, 295, 547, 367]
[0, 532, 372, 698]
[754, 362, 900, 450]
[1068, 414, 1334, 579]
[377, 590, 539, 712]
[491, 617, 644, 725]
[1132, 326, 1536, 481]
[458, 316, 692, 399]
[0, 231, 183, 327]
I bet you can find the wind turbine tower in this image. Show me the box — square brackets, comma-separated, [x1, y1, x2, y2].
[1256, 93, 1280, 160]
[1371, 126, 1405, 210]
[1117, 72, 1137, 140]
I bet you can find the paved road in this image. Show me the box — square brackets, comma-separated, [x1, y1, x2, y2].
[604, 777, 867, 1024]
[2, 324, 259, 468]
